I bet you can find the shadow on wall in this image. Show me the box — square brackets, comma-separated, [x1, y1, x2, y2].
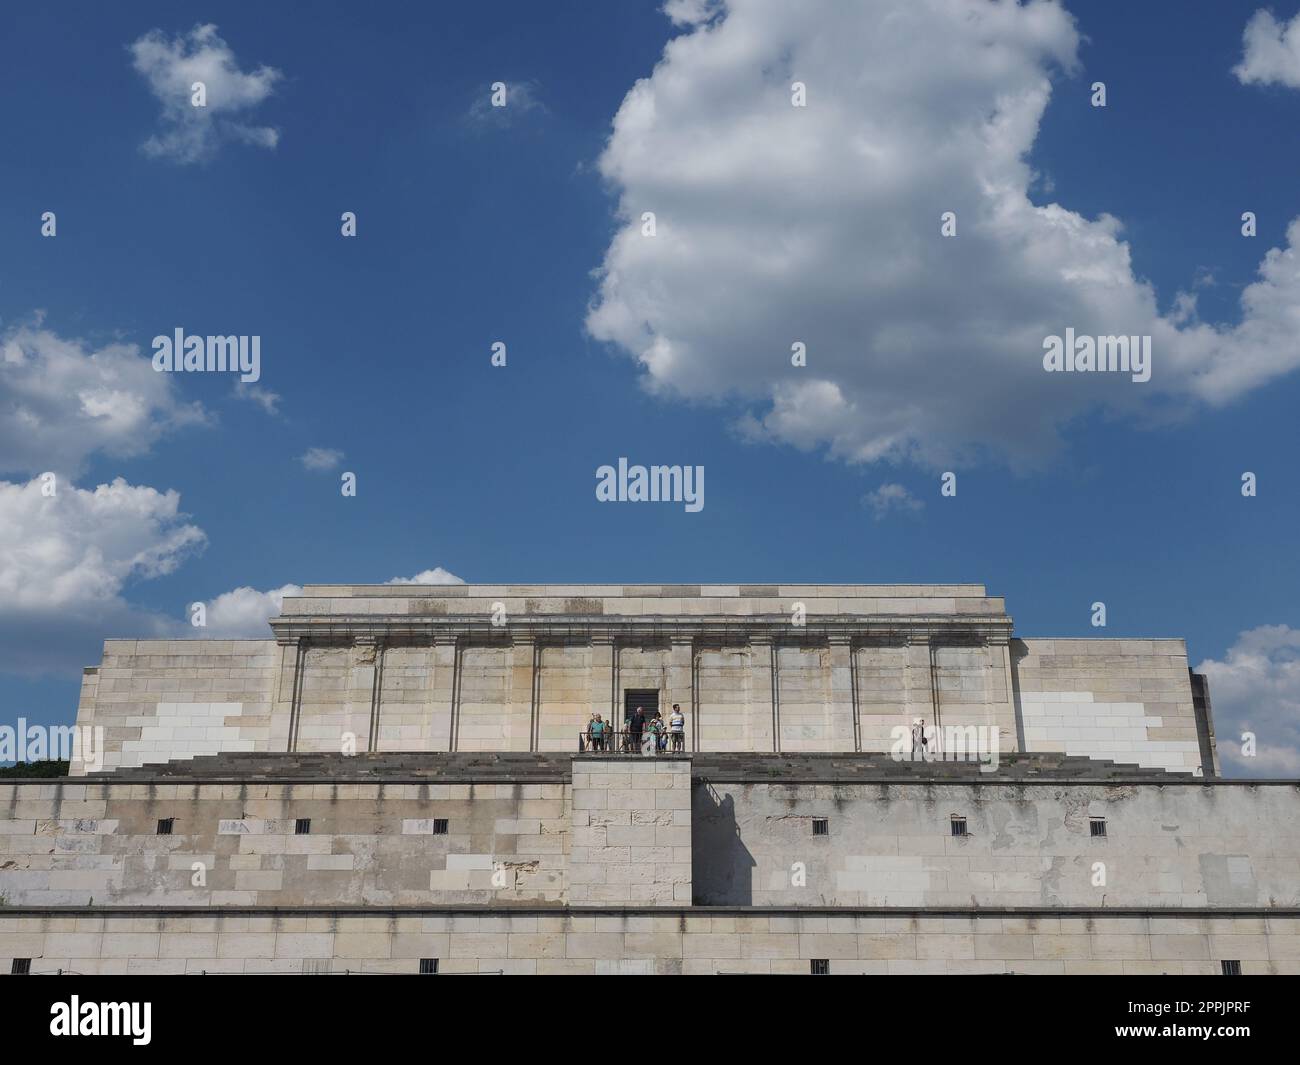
[1010, 639, 1029, 754]
[692, 782, 756, 905]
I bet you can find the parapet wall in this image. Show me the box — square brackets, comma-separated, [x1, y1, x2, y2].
[4, 761, 1297, 911]
[0, 778, 569, 908]
[693, 780, 1300, 908]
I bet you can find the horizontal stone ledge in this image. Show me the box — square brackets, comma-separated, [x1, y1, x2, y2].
[1, 777, 575, 787]
[12, 777, 1291, 789]
[268, 615, 1014, 642]
[5, 904, 1300, 919]
[293, 584, 994, 597]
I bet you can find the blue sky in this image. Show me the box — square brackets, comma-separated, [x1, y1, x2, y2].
[1, 0, 1297, 774]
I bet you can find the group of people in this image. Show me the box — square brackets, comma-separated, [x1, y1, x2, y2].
[586, 703, 686, 753]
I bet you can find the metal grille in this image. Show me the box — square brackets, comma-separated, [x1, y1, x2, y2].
[432, 819, 449, 835]
[810, 959, 829, 975]
[950, 816, 967, 837]
[812, 818, 829, 836]
[420, 958, 439, 974]
[1089, 817, 1107, 838]
[156, 818, 174, 835]
[1221, 960, 1241, 976]
[296, 818, 311, 835]
[11, 958, 31, 975]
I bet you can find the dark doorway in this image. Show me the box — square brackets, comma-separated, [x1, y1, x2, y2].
[624, 689, 659, 722]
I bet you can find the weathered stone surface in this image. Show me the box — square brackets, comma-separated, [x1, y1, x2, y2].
[64, 584, 1214, 776]
[2, 912, 1296, 974]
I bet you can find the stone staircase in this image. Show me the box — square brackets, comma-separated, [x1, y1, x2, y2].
[83, 749, 1194, 783]
[85, 750, 573, 782]
[690, 751, 1196, 782]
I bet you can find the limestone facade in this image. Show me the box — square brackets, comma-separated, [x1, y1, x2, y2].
[2, 911, 1294, 975]
[3, 580, 1266, 976]
[68, 583, 1216, 776]
[3, 770, 1295, 910]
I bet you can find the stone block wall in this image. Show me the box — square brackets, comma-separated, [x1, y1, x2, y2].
[1015, 639, 1205, 773]
[537, 643, 593, 751]
[455, 645, 517, 751]
[568, 758, 692, 905]
[14, 768, 1294, 915]
[376, 646, 443, 750]
[777, 646, 835, 751]
[70, 640, 280, 775]
[2, 911, 1295, 975]
[0, 781, 568, 907]
[294, 644, 373, 753]
[696, 645, 760, 751]
[692, 781, 1300, 908]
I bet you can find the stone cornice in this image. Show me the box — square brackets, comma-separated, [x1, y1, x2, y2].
[268, 612, 1016, 644]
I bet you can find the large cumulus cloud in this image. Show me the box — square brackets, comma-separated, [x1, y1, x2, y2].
[587, 0, 1300, 469]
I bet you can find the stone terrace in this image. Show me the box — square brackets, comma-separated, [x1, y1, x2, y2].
[78, 751, 1195, 783]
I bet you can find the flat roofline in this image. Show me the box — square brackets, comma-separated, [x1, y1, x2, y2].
[302, 582, 990, 587]
[1019, 636, 1188, 643]
[294, 583, 994, 594]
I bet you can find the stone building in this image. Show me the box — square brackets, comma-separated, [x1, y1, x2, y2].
[66, 582, 1217, 773]
[2, 582, 1296, 975]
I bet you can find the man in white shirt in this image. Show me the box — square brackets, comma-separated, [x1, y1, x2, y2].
[668, 704, 686, 752]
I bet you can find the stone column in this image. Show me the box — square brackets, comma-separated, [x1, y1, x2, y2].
[367, 639, 386, 753]
[274, 636, 304, 752]
[506, 632, 537, 752]
[827, 635, 858, 752]
[749, 633, 778, 752]
[667, 636, 695, 751]
[988, 635, 1020, 755]
[589, 636, 616, 746]
[429, 634, 459, 752]
[348, 636, 382, 754]
[905, 633, 937, 745]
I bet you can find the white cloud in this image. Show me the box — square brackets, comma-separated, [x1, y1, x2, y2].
[129, 23, 282, 164]
[0, 476, 206, 675]
[587, 0, 1300, 471]
[1197, 626, 1300, 777]
[1234, 9, 1300, 88]
[299, 447, 343, 471]
[188, 568, 465, 638]
[387, 568, 465, 586]
[0, 471, 466, 663]
[663, 0, 722, 26]
[199, 583, 302, 637]
[466, 80, 547, 127]
[862, 482, 923, 520]
[1, 325, 207, 478]
[233, 382, 281, 416]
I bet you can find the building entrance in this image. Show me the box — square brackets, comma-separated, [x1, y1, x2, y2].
[623, 689, 660, 724]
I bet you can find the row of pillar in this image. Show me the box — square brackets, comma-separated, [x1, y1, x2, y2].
[273, 632, 1017, 754]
